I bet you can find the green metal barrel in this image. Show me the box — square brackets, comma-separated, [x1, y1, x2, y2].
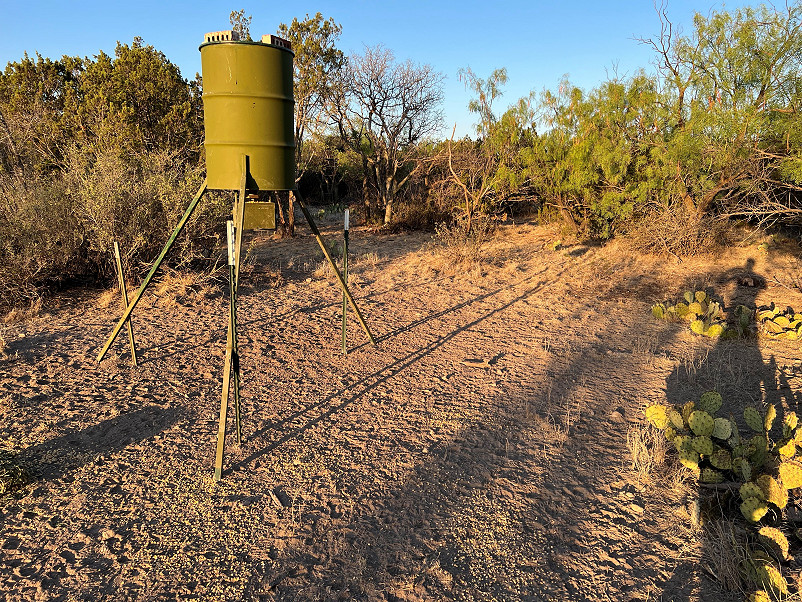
[200, 39, 295, 191]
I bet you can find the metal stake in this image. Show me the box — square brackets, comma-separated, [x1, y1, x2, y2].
[214, 157, 247, 481]
[294, 190, 376, 346]
[113, 242, 137, 367]
[97, 179, 208, 362]
[342, 209, 349, 354]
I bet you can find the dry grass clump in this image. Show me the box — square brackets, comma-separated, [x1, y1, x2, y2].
[702, 519, 750, 595]
[627, 424, 669, 485]
[624, 205, 731, 258]
[2, 298, 42, 324]
[153, 268, 220, 307]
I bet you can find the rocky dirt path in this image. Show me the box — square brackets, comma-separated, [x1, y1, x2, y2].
[1, 220, 802, 600]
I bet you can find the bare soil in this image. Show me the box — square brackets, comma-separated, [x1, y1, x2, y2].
[2, 218, 802, 601]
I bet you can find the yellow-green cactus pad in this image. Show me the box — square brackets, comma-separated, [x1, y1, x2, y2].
[690, 319, 705, 335]
[741, 496, 769, 523]
[778, 461, 802, 489]
[757, 526, 789, 560]
[740, 482, 764, 501]
[744, 406, 764, 433]
[688, 410, 714, 437]
[712, 417, 731, 440]
[777, 438, 795, 460]
[644, 404, 669, 429]
[709, 448, 732, 470]
[698, 391, 722, 415]
[679, 448, 700, 470]
[669, 409, 684, 430]
[757, 474, 787, 509]
[691, 435, 713, 456]
[764, 404, 777, 432]
[700, 468, 724, 483]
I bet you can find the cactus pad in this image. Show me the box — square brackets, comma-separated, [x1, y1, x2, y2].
[740, 482, 765, 501]
[700, 468, 724, 483]
[690, 319, 705, 335]
[712, 417, 731, 440]
[688, 410, 714, 437]
[687, 301, 703, 316]
[705, 323, 724, 338]
[737, 458, 753, 482]
[674, 435, 692, 453]
[695, 290, 707, 303]
[668, 409, 684, 430]
[764, 404, 777, 432]
[754, 561, 788, 596]
[757, 526, 790, 560]
[747, 592, 771, 602]
[741, 496, 769, 523]
[777, 438, 795, 460]
[691, 436, 713, 456]
[681, 401, 695, 425]
[679, 448, 700, 470]
[745, 406, 764, 432]
[783, 412, 798, 437]
[757, 474, 788, 509]
[778, 461, 802, 489]
[709, 448, 732, 470]
[683, 291, 694, 304]
[698, 391, 722, 415]
[651, 304, 665, 319]
[664, 426, 677, 442]
[644, 404, 669, 429]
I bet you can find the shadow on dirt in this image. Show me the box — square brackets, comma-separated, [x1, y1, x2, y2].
[19, 405, 182, 483]
[234, 261, 741, 600]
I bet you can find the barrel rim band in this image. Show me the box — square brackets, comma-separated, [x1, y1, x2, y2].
[199, 40, 295, 56]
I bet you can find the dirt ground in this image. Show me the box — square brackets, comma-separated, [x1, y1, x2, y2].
[2, 216, 802, 601]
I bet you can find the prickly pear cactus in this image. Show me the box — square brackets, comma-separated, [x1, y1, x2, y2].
[764, 404, 777, 432]
[777, 438, 795, 460]
[757, 303, 802, 341]
[700, 468, 724, 483]
[757, 526, 790, 560]
[741, 497, 770, 523]
[679, 448, 700, 470]
[644, 404, 669, 429]
[688, 410, 714, 437]
[712, 417, 731, 440]
[757, 474, 787, 509]
[778, 461, 802, 489]
[669, 409, 684, 430]
[744, 407, 764, 433]
[691, 435, 713, 456]
[651, 303, 666, 319]
[783, 411, 798, 436]
[709, 448, 732, 470]
[753, 559, 789, 596]
[698, 391, 722, 415]
[690, 319, 705, 335]
[747, 591, 771, 602]
[740, 482, 764, 501]
[680, 401, 694, 425]
[664, 426, 677, 442]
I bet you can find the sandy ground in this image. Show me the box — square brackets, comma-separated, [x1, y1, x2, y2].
[2, 217, 802, 601]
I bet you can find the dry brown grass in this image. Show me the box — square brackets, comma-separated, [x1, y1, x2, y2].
[2, 298, 42, 324]
[623, 205, 731, 258]
[701, 519, 749, 596]
[153, 268, 219, 307]
[627, 424, 670, 486]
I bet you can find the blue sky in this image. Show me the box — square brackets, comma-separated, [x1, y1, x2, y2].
[1, 0, 752, 137]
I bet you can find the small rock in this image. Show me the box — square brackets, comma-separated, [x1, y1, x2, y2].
[610, 410, 625, 423]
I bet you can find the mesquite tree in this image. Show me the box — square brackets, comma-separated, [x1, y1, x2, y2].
[332, 45, 443, 224]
